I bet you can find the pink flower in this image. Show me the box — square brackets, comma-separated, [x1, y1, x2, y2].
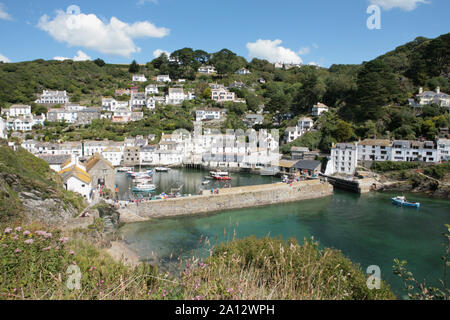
[69, 250, 75, 255]
[59, 237, 69, 244]
[11, 235, 19, 240]
[14, 227, 22, 232]
[13, 288, 17, 293]
[44, 232, 52, 239]
[42, 246, 51, 251]
[23, 230, 31, 236]
[14, 248, 22, 254]
[194, 295, 202, 300]
[227, 288, 233, 293]
[4, 227, 12, 234]
[1, 244, 8, 248]
[24, 239, 34, 245]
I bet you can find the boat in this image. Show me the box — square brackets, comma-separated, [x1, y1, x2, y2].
[260, 167, 279, 176]
[392, 196, 420, 208]
[202, 180, 210, 185]
[210, 170, 229, 177]
[117, 167, 133, 172]
[212, 175, 232, 181]
[130, 170, 153, 178]
[155, 167, 170, 172]
[134, 177, 151, 183]
[132, 184, 156, 193]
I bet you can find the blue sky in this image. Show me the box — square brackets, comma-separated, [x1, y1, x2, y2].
[0, 0, 449, 67]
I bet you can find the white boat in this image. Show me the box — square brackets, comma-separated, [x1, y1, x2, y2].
[202, 180, 210, 185]
[132, 184, 156, 192]
[134, 177, 151, 183]
[210, 170, 229, 177]
[155, 167, 170, 172]
[117, 167, 133, 172]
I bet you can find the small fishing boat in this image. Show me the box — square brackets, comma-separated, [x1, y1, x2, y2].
[210, 170, 229, 177]
[134, 177, 151, 183]
[212, 175, 232, 181]
[202, 180, 210, 185]
[392, 196, 420, 208]
[130, 170, 153, 178]
[155, 167, 169, 172]
[132, 184, 156, 193]
[117, 167, 133, 172]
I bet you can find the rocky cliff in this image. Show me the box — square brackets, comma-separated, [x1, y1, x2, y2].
[0, 142, 86, 224]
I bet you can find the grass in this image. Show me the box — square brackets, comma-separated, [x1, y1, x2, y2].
[0, 223, 396, 300]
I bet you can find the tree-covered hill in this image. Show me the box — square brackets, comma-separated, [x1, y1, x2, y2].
[0, 33, 448, 151]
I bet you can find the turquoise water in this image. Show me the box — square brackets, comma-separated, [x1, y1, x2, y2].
[119, 190, 450, 298]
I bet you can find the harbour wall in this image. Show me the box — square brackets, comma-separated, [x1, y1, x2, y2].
[118, 179, 333, 223]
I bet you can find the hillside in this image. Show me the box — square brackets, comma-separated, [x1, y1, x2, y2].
[0, 140, 86, 223]
[0, 33, 448, 153]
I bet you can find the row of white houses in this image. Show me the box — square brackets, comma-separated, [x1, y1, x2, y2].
[327, 138, 450, 175]
[21, 127, 281, 168]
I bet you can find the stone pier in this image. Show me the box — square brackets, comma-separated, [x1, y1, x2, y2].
[118, 179, 333, 223]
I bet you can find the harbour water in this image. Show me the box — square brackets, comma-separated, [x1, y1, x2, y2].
[115, 168, 279, 200]
[119, 187, 450, 298]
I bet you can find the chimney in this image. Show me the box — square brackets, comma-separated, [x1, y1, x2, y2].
[419, 87, 423, 94]
[436, 86, 440, 94]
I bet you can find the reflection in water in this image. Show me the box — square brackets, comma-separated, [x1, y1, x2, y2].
[115, 168, 279, 200]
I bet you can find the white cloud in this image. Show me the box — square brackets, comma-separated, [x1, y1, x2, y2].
[38, 9, 170, 57]
[0, 3, 12, 20]
[137, 0, 158, 6]
[153, 49, 170, 58]
[54, 50, 91, 62]
[369, 0, 430, 11]
[246, 39, 303, 64]
[298, 47, 311, 55]
[0, 53, 10, 63]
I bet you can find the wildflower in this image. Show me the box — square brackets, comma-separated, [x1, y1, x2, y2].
[1, 244, 8, 248]
[59, 237, 69, 244]
[4, 227, 12, 234]
[195, 282, 200, 289]
[23, 230, 31, 236]
[69, 250, 75, 255]
[42, 246, 51, 251]
[13, 288, 17, 293]
[44, 232, 52, 239]
[194, 295, 202, 300]
[227, 288, 233, 293]
[14, 248, 22, 254]
[14, 227, 22, 232]
[24, 239, 34, 245]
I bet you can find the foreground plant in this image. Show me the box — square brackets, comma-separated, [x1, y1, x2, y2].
[393, 224, 450, 300]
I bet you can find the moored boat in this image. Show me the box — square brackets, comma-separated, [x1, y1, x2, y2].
[132, 184, 156, 192]
[392, 196, 420, 208]
[117, 167, 133, 172]
[212, 175, 232, 181]
[210, 170, 229, 177]
[155, 167, 170, 172]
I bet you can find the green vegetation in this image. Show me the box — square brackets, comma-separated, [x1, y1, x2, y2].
[0, 227, 395, 300]
[0, 141, 86, 222]
[371, 161, 422, 173]
[0, 33, 449, 152]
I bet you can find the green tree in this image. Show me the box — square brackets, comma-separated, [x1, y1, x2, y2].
[356, 60, 403, 121]
[129, 60, 140, 73]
